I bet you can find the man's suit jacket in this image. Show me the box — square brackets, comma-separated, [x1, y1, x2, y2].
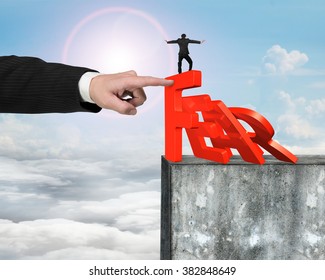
[0, 55, 101, 113]
[166, 38, 201, 55]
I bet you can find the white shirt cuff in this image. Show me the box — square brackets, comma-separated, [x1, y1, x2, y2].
[78, 72, 101, 104]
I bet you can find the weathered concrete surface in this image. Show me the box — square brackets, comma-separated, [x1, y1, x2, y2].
[161, 155, 325, 260]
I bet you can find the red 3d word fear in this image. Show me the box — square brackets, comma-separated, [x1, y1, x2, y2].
[164, 70, 297, 164]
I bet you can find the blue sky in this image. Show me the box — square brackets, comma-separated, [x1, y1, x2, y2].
[0, 0, 324, 259]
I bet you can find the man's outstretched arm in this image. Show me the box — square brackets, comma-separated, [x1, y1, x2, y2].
[189, 39, 205, 44]
[0, 55, 173, 115]
[165, 40, 178, 44]
[0, 55, 101, 113]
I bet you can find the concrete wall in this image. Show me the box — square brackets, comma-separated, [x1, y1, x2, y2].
[161, 155, 325, 260]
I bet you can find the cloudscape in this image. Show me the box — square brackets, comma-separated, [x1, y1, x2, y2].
[1, 0, 324, 259]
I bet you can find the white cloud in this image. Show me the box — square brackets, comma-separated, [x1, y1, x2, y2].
[47, 190, 161, 232]
[278, 90, 297, 109]
[305, 98, 325, 115]
[278, 91, 325, 117]
[0, 113, 165, 164]
[276, 91, 321, 140]
[0, 115, 87, 160]
[0, 158, 70, 186]
[277, 114, 318, 139]
[309, 82, 325, 89]
[0, 151, 162, 259]
[0, 219, 159, 259]
[282, 144, 325, 155]
[263, 45, 309, 74]
[247, 79, 255, 86]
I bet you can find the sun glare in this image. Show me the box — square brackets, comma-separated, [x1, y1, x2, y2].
[62, 7, 174, 116]
[63, 7, 173, 76]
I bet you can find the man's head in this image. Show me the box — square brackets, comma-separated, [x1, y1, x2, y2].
[181, 33, 186, 38]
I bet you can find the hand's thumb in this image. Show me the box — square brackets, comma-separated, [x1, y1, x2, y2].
[109, 95, 137, 115]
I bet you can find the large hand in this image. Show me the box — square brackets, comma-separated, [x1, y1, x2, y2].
[89, 70, 173, 115]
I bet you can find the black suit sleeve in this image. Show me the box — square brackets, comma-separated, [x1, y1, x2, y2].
[0, 55, 102, 114]
[189, 39, 201, 44]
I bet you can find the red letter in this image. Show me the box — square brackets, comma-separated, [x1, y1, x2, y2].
[183, 95, 265, 164]
[164, 70, 297, 164]
[165, 71, 201, 162]
[229, 107, 298, 163]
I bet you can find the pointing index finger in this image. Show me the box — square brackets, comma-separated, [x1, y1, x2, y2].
[123, 76, 174, 89]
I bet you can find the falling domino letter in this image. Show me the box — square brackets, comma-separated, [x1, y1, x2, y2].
[165, 70, 298, 164]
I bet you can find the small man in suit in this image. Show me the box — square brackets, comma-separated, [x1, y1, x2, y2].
[166, 34, 205, 73]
